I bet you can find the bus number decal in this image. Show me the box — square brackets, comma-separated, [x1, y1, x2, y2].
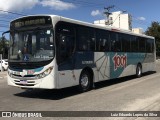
[113, 53, 127, 71]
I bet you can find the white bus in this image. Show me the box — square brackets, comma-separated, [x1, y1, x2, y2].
[6, 15, 156, 92]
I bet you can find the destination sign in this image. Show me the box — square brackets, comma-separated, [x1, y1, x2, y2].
[11, 16, 52, 28]
[15, 18, 45, 28]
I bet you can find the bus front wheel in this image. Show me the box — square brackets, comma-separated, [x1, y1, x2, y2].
[78, 70, 92, 92]
[136, 64, 142, 78]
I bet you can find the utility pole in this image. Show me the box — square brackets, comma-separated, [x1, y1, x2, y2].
[104, 5, 115, 25]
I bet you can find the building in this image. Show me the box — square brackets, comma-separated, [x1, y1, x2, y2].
[132, 28, 143, 34]
[94, 11, 132, 31]
[108, 11, 132, 30]
[93, 20, 106, 27]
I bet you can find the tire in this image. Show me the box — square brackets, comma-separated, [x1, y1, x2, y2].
[136, 64, 142, 78]
[78, 70, 92, 92]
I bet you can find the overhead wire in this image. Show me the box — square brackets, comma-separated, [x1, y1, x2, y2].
[0, 10, 27, 16]
[63, 0, 103, 5]
[0, 20, 10, 23]
[0, 10, 27, 31]
[0, 15, 15, 20]
[63, 0, 107, 7]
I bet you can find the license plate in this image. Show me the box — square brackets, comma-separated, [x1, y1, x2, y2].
[20, 80, 27, 84]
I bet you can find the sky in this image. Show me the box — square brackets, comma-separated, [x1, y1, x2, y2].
[0, 0, 160, 36]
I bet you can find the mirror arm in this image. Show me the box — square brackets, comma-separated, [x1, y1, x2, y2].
[2, 30, 10, 37]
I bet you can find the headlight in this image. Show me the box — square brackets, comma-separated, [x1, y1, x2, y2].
[37, 67, 53, 79]
[8, 69, 15, 77]
[8, 70, 12, 77]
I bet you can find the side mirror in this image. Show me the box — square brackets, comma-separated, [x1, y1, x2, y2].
[2, 30, 10, 38]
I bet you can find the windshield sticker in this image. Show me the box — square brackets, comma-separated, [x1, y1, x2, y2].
[23, 55, 29, 61]
[34, 55, 50, 59]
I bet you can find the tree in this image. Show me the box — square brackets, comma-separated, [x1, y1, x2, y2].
[145, 21, 160, 57]
[0, 37, 9, 59]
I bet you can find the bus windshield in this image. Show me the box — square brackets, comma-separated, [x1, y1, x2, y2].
[9, 28, 54, 62]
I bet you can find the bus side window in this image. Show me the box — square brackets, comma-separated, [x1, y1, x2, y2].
[131, 36, 138, 52]
[110, 32, 121, 52]
[96, 29, 109, 52]
[146, 39, 154, 53]
[139, 37, 146, 52]
[121, 34, 131, 52]
[77, 26, 96, 51]
[88, 29, 96, 51]
[56, 22, 75, 64]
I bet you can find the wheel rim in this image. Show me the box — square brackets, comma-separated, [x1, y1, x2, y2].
[80, 74, 89, 88]
[137, 67, 141, 76]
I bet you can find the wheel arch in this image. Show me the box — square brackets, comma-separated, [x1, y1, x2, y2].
[81, 67, 94, 82]
[137, 62, 142, 69]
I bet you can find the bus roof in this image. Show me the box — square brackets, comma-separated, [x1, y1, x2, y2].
[11, 14, 154, 39]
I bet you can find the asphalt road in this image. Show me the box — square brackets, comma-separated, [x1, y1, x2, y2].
[0, 61, 160, 120]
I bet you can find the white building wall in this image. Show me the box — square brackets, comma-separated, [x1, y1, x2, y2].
[93, 11, 132, 31]
[109, 11, 132, 30]
[132, 28, 143, 34]
[94, 20, 106, 27]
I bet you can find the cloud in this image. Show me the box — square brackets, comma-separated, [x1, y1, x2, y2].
[137, 17, 146, 21]
[0, 0, 76, 14]
[91, 10, 101, 17]
[40, 0, 76, 11]
[0, 0, 39, 14]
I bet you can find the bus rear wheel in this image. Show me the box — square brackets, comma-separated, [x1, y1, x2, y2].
[79, 70, 92, 92]
[136, 64, 142, 78]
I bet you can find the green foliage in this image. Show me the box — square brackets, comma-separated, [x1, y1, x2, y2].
[145, 21, 160, 57]
[0, 37, 9, 59]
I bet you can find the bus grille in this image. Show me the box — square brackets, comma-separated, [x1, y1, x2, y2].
[12, 74, 39, 87]
[15, 83, 35, 86]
